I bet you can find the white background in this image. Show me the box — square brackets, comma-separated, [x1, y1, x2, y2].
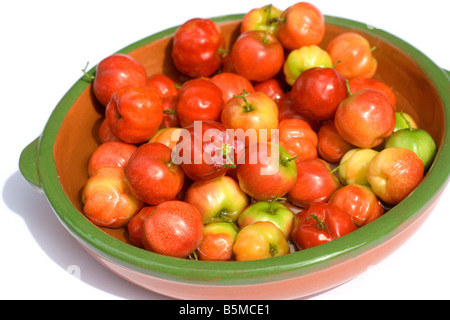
[1, 0, 449, 300]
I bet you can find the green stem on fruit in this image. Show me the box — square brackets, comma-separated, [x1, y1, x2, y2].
[166, 160, 177, 173]
[345, 79, 353, 96]
[262, 4, 275, 45]
[400, 110, 414, 131]
[330, 161, 347, 175]
[223, 163, 237, 169]
[306, 214, 326, 230]
[265, 4, 284, 26]
[217, 48, 230, 55]
[233, 89, 254, 112]
[205, 210, 234, 225]
[262, 5, 285, 43]
[269, 243, 278, 257]
[280, 156, 297, 167]
[223, 154, 237, 169]
[266, 17, 286, 25]
[332, 60, 342, 68]
[371, 46, 377, 52]
[190, 250, 199, 261]
[262, 27, 270, 45]
[163, 108, 177, 115]
[221, 143, 237, 169]
[81, 61, 95, 81]
[264, 4, 273, 28]
[264, 4, 273, 14]
[217, 209, 233, 222]
[267, 196, 286, 215]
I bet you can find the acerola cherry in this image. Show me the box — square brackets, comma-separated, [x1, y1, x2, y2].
[334, 88, 395, 149]
[105, 85, 163, 144]
[142, 201, 204, 258]
[231, 30, 284, 82]
[291, 67, 348, 121]
[176, 78, 224, 127]
[172, 18, 224, 78]
[277, 2, 325, 50]
[93, 54, 147, 106]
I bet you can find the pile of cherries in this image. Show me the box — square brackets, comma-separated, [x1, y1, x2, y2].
[81, 2, 437, 261]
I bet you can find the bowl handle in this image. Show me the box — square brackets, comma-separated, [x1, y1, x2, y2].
[19, 137, 43, 193]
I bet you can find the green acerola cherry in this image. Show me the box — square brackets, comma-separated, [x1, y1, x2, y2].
[385, 113, 437, 170]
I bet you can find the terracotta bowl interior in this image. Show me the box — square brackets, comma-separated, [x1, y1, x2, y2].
[53, 18, 445, 259]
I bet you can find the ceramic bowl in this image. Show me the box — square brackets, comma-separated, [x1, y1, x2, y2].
[19, 14, 450, 300]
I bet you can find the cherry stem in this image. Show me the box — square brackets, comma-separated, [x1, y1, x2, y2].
[204, 210, 238, 226]
[163, 108, 177, 115]
[81, 61, 95, 81]
[190, 250, 199, 261]
[330, 161, 346, 175]
[262, 27, 270, 45]
[233, 89, 254, 112]
[218, 209, 233, 222]
[217, 48, 230, 55]
[269, 244, 278, 257]
[261, 4, 285, 45]
[220, 143, 237, 169]
[264, 4, 273, 15]
[268, 196, 286, 215]
[266, 17, 286, 25]
[332, 60, 341, 68]
[345, 79, 353, 96]
[264, 4, 274, 31]
[224, 152, 237, 169]
[280, 156, 298, 167]
[166, 159, 177, 172]
[265, 4, 284, 26]
[400, 110, 414, 131]
[306, 214, 326, 230]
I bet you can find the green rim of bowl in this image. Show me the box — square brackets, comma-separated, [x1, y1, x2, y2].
[34, 14, 450, 286]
